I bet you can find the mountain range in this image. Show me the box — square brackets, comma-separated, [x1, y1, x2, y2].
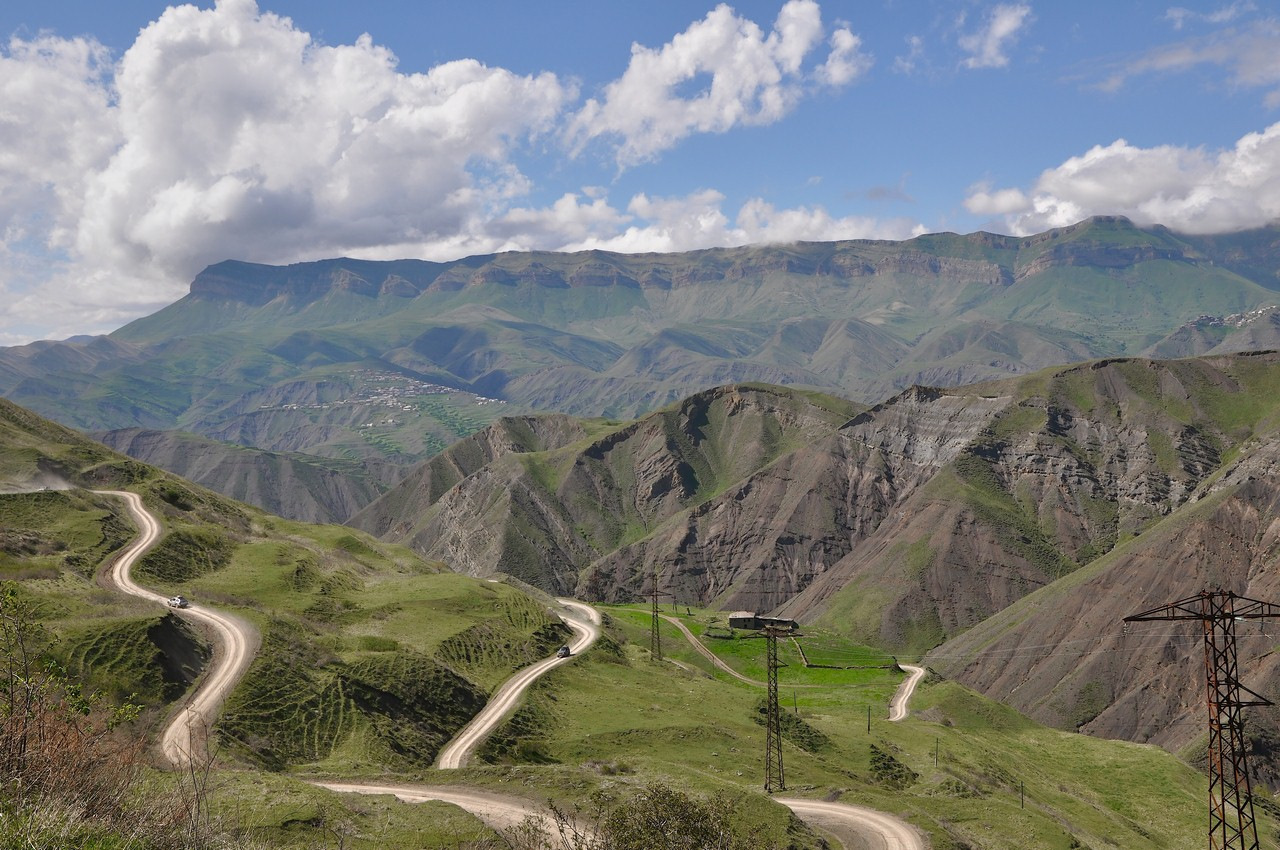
[0, 391, 1219, 849]
[5, 216, 1280, 526]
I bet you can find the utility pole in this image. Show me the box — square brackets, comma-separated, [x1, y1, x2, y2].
[1126, 589, 1280, 850]
[763, 624, 786, 793]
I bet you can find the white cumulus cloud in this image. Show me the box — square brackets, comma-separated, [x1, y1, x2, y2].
[75, 0, 572, 280]
[566, 0, 870, 166]
[963, 123, 1280, 234]
[0, 34, 117, 258]
[557, 190, 924, 254]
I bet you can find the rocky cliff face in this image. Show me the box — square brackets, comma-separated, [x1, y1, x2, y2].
[348, 414, 589, 539]
[367, 353, 1280, 664]
[926, 441, 1280, 785]
[583, 353, 1276, 645]
[580, 386, 1013, 612]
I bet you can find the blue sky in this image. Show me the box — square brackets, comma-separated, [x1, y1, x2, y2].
[1, 0, 1278, 344]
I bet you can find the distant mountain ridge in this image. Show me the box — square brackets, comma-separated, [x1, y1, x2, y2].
[5, 215, 1280, 520]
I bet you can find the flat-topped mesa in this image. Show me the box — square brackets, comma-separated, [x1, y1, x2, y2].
[188, 258, 448, 303]
[181, 216, 1227, 310]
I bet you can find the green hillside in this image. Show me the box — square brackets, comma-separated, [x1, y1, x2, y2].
[0, 396, 577, 846]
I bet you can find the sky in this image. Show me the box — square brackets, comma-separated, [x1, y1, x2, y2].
[1, 0, 1278, 345]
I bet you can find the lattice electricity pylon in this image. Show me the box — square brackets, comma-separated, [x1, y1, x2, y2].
[763, 624, 786, 793]
[1125, 589, 1280, 850]
[756, 623, 804, 793]
[647, 566, 671, 661]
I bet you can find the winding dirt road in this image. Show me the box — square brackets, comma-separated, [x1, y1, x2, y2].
[778, 798, 925, 850]
[888, 664, 926, 722]
[95, 490, 259, 769]
[436, 598, 602, 769]
[98, 492, 922, 848]
[310, 782, 555, 834]
[660, 613, 768, 686]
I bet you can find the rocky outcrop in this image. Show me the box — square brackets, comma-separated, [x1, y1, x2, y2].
[926, 460, 1280, 785]
[580, 386, 1015, 615]
[188, 258, 446, 303]
[362, 385, 860, 592]
[1015, 242, 1192, 281]
[868, 251, 1012, 286]
[348, 414, 589, 539]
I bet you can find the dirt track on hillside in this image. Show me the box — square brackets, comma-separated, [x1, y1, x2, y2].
[311, 781, 925, 850]
[95, 489, 259, 769]
[659, 613, 769, 685]
[889, 664, 926, 721]
[777, 797, 925, 850]
[436, 598, 601, 769]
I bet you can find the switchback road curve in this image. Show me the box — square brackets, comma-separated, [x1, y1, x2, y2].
[436, 598, 601, 769]
[309, 782, 558, 835]
[777, 798, 926, 850]
[95, 489, 259, 769]
[889, 664, 926, 722]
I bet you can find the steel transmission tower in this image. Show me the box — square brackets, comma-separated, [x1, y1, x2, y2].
[1125, 589, 1280, 850]
[648, 565, 670, 661]
[763, 625, 787, 792]
[650, 581, 662, 660]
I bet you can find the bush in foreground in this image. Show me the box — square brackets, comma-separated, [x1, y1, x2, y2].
[505, 781, 795, 850]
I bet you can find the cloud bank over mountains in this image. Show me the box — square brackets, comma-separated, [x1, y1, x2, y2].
[0, 0, 895, 342]
[2, 0, 1280, 343]
[966, 121, 1280, 237]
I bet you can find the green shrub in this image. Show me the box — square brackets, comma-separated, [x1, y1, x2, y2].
[135, 528, 233, 583]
